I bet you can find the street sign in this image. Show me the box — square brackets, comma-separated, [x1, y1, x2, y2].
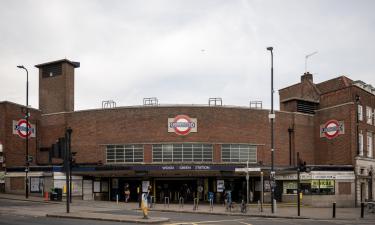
[235, 167, 261, 172]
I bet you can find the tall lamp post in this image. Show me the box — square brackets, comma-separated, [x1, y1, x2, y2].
[266, 47, 275, 213]
[17, 65, 29, 199]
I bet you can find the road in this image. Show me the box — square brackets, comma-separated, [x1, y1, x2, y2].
[0, 198, 374, 225]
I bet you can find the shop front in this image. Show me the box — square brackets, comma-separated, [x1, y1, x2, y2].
[276, 170, 355, 207]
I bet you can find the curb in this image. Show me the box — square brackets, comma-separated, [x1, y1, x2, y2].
[134, 208, 310, 220]
[47, 213, 170, 224]
[0, 196, 62, 205]
[139, 208, 373, 221]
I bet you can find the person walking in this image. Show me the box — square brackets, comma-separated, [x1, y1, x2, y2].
[137, 185, 141, 208]
[124, 183, 130, 203]
[147, 185, 152, 208]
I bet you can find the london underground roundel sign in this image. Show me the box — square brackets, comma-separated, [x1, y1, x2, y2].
[321, 120, 341, 139]
[15, 119, 32, 138]
[168, 115, 197, 136]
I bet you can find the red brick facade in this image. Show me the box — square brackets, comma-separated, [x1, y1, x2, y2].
[1, 62, 373, 170]
[2, 59, 374, 206]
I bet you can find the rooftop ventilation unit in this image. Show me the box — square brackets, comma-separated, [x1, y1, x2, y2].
[102, 100, 116, 109]
[143, 97, 158, 106]
[250, 101, 262, 109]
[209, 98, 222, 106]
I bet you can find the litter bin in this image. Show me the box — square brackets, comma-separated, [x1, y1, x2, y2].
[50, 188, 63, 201]
[55, 188, 62, 201]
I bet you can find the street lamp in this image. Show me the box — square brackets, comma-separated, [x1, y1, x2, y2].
[266, 46, 275, 213]
[17, 65, 29, 199]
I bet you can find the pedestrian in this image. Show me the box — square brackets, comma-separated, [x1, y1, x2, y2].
[124, 183, 130, 203]
[137, 185, 141, 208]
[147, 185, 152, 208]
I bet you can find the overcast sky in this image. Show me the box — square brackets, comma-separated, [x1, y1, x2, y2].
[1, 0, 374, 111]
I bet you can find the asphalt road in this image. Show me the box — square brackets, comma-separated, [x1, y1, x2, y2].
[1, 214, 375, 225]
[1, 198, 374, 225]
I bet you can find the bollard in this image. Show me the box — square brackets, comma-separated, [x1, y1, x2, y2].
[273, 199, 277, 213]
[116, 194, 119, 205]
[258, 200, 261, 212]
[44, 192, 49, 201]
[193, 198, 199, 210]
[332, 202, 336, 218]
[361, 202, 364, 218]
[164, 197, 169, 208]
[179, 197, 184, 208]
[149, 196, 155, 208]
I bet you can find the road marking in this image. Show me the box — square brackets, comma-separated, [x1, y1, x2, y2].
[165, 219, 247, 225]
[237, 221, 253, 225]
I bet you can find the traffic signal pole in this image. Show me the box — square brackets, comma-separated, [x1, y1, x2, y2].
[63, 135, 70, 213]
[297, 166, 301, 216]
[65, 128, 73, 213]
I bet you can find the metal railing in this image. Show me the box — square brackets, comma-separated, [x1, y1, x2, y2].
[179, 197, 184, 208]
[193, 198, 199, 210]
[164, 197, 170, 208]
[149, 196, 155, 208]
[209, 198, 214, 211]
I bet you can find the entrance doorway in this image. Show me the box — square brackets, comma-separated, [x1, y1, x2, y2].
[110, 178, 141, 202]
[155, 178, 197, 203]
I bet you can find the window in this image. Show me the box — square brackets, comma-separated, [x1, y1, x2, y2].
[282, 180, 335, 195]
[367, 107, 373, 124]
[367, 132, 373, 158]
[42, 63, 62, 78]
[106, 145, 143, 163]
[319, 180, 335, 195]
[359, 132, 364, 156]
[358, 105, 363, 121]
[152, 144, 212, 162]
[221, 144, 257, 163]
[283, 181, 297, 194]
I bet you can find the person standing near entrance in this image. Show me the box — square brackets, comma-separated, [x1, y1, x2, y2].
[137, 185, 141, 208]
[147, 185, 152, 208]
[124, 183, 130, 203]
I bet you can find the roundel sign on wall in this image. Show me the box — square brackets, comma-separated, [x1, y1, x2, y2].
[12, 119, 36, 139]
[320, 119, 345, 139]
[168, 115, 197, 135]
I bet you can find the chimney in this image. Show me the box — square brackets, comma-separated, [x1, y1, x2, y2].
[301, 72, 313, 83]
[36, 59, 80, 114]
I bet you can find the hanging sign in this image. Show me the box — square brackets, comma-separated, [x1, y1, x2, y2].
[13, 120, 36, 138]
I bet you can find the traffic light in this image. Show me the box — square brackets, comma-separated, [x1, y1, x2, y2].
[298, 161, 310, 173]
[50, 138, 66, 159]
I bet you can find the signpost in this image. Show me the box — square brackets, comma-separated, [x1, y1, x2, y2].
[235, 166, 261, 204]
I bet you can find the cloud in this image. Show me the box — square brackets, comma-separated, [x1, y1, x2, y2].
[1, 0, 375, 111]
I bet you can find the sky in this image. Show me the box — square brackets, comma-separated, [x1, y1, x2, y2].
[1, 0, 374, 111]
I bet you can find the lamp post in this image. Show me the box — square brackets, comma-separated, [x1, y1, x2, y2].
[246, 161, 249, 204]
[355, 95, 361, 207]
[266, 46, 275, 213]
[17, 65, 29, 199]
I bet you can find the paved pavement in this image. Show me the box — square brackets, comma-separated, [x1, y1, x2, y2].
[1, 193, 375, 224]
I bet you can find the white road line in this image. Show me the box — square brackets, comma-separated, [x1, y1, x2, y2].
[237, 221, 253, 225]
[165, 218, 246, 225]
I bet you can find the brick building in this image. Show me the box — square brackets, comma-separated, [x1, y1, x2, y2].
[0, 59, 374, 207]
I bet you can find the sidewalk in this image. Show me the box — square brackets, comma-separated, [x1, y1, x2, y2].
[147, 202, 375, 220]
[0, 193, 169, 224]
[1, 193, 375, 221]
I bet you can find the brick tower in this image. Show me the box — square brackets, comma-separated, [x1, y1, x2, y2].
[35, 59, 80, 114]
